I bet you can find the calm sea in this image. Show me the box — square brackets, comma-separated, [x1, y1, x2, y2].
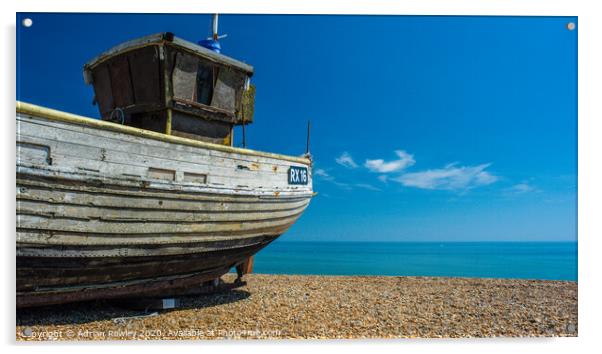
[251, 241, 577, 281]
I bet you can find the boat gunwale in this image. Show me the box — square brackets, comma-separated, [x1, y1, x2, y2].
[16, 101, 312, 166]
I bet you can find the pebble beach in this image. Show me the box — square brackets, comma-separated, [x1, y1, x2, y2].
[16, 274, 577, 340]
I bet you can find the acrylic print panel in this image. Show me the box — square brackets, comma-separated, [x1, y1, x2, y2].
[16, 13, 577, 340]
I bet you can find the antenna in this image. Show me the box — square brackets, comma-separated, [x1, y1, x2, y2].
[198, 14, 225, 53]
[212, 14, 219, 40]
[207, 14, 228, 41]
[305, 120, 311, 156]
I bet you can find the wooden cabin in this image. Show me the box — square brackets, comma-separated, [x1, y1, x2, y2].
[83, 32, 255, 145]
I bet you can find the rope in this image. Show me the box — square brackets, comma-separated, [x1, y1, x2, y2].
[109, 107, 125, 125]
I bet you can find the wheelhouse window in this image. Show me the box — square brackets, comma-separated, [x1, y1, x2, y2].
[196, 63, 214, 105]
[171, 49, 245, 115]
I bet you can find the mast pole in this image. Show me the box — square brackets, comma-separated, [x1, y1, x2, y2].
[212, 14, 219, 40]
[306, 120, 311, 156]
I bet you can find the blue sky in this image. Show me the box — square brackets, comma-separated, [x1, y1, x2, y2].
[17, 14, 577, 242]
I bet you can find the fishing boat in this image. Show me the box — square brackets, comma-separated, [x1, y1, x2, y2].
[16, 17, 313, 308]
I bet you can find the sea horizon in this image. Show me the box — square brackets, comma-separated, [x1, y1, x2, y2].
[251, 240, 577, 281]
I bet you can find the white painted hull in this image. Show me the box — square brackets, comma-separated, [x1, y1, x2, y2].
[16, 103, 313, 306]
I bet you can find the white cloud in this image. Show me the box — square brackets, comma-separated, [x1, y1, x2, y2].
[313, 168, 351, 190]
[378, 175, 389, 183]
[314, 168, 379, 191]
[334, 181, 352, 190]
[394, 163, 498, 190]
[355, 183, 381, 191]
[506, 182, 536, 194]
[335, 152, 358, 169]
[314, 168, 334, 181]
[364, 150, 415, 173]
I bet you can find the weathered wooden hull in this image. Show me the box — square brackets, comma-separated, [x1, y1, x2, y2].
[16, 102, 313, 307]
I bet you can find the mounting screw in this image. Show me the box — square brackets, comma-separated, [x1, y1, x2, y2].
[567, 22, 576, 31]
[22, 18, 33, 27]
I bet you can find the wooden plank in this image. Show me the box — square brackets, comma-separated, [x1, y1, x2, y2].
[128, 46, 161, 104]
[16, 103, 311, 165]
[16, 240, 284, 258]
[171, 99, 237, 123]
[239, 256, 254, 274]
[148, 167, 176, 181]
[211, 68, 241, 113]
[17, 114, 310, 173]
[17, 174, 312, 201]
[16, 142, 51, 166]
[171, 111, 231, 141]
[17, 199, 309, 224]
[16, 227, 280, 247]
[83, 33, 253, 75]
[16, 228, 287, 257]
[18, 114, 312, 174]
[17, 179, 311, 209]
[20, 153, 302, 191]
[18, 165, 311, 200]
[17, 266, 231, 308]
[15, 135, 312, 191]
[15, 135, 309, 188]
[172, 129, 224, 144]
[17, 208, 303, 234]
[183, 171, 207, 184]
[172, 52, 198, 101]
[108, 55, 134, 108]
[17, 227, 277, 248]
[91, 64, 114, 117]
